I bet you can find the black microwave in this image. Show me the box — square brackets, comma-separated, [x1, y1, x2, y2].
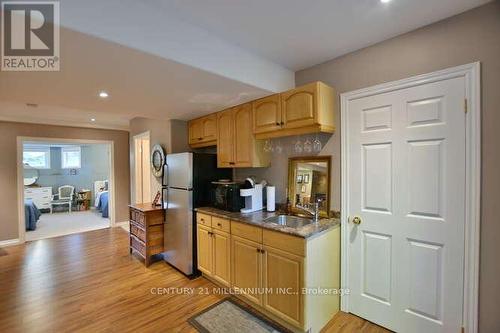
[211, 181, 243, 212]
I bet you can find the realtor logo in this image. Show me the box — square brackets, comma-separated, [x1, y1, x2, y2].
[1, 1, 60, 71]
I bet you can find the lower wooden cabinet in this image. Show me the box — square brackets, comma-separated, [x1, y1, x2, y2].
[196, 211, 340, 333]
[262, 246, 303, 327]
[231, 235, 262, 305]
[212, 229, 231, 286]
[197, 224, 213, 275]
[196, 219, 231, 287]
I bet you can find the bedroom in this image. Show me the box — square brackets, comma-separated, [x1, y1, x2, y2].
[23, 141, 111, 241]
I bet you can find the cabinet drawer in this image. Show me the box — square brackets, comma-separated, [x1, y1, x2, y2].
[231, 221, 262, 243]
[263, 229, 305, 257]
[130, 222, 146, 242]
[131, 210, 145, 226]
[197, 213, 212, 227]
[130, 235, 146, 257]
[212, 216, 230, 233]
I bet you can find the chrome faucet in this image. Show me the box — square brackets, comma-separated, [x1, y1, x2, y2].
[296, 198, 323, 223]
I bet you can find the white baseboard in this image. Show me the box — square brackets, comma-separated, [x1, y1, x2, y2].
[0, 238, 21, 247]
[114, 221, 129, 227]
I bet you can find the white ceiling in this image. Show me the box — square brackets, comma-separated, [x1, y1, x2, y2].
[159, 0, 491, 70]
[0, 0, 490, 130]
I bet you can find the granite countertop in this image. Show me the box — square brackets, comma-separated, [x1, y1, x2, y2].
[195, 207, 340, 239]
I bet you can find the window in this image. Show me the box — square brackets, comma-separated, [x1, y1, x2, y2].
[23, 147, 51, 169]
[61, 146, 81, 169]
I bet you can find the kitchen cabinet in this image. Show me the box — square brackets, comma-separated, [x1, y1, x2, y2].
[262, 246, 303, 327]
[212, 229, 231, 286]
[196, 211, 341, 333]
[252, 94, 282, 134]
[216, 109, 234, 167]
[188, 114, 217, 148]
[217, 103, 270, 168]
[197, 224, 213, 275]
[254, 81, 336, 139]
[231, 235, 263, 304]
[196, 216, 231, 287]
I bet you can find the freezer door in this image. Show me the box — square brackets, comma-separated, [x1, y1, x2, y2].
[163, 187, 193, 275]
[166, 152, 193, 189]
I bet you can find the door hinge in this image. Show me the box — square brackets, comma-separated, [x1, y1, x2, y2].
[464, 98, 468, 113]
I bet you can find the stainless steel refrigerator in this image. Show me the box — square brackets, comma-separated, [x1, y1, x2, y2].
[161, 152, 231, 276]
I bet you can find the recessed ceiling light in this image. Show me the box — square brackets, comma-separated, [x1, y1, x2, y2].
[90, 118, 96, 122]
[380, 0, 391, 3]
[99, 91, 109, 98]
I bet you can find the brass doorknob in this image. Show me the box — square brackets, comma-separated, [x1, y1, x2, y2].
[351, 216, 362, 225]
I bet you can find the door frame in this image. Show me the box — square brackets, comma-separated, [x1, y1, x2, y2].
[132, 131, 151, 204]
[17, 136, 116, 243]
[340, 62, 481, 332]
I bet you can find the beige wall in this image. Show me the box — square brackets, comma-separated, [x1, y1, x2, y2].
[0, 121, 130, 241]
[296, 2, 500, 332]
[129, 117, 189, 202]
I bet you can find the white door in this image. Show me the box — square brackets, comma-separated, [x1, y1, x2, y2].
[347, 76, 466, 332]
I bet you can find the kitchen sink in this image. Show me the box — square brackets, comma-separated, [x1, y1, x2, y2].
[264, 215, 313, 228]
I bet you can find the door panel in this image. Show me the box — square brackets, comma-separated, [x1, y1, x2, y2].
[234, 103, 253, 166]
[166, 153, 193, 189]
[262, 246, 303, 327]
[197, 224, 212, 275]
[202, 114, 217, 142]
[189, 119, 203, 144]
[217, 110, 234, 167]
[212, 229, 231, 286]
[348, 76, 466, 333]
[253, 94, 282, 134]
[231, 235, 262, 304]
[163, 188, 193, 275]
[281, 82, 317, 129]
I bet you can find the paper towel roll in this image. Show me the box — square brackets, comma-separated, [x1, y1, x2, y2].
[266, 186, 276, 212]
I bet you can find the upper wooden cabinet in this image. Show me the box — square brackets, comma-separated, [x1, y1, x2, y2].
[188, 114, 217, 148]
[254, 82, 335, 139]
[252, 94, 282, 134]
[217, 103, 270, 168]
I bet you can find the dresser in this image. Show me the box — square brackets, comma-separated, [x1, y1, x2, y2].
[128, 203, 164, 266]
[24, 187, 52, 211]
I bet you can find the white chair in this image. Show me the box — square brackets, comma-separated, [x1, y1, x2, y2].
[50, 185, 75, 213]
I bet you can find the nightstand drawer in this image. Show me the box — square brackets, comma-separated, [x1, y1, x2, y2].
[130, 222, 146, 242]
[130, 235, 146, 257]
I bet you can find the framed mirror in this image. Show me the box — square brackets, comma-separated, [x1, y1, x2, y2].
[150, 144, 165, 178]
[288, 156, 331, 216]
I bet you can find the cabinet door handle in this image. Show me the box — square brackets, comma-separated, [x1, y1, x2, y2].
[198, 137, 203, 140]
[229, 162, 235, 165]
[256, 248, 260, 253]
[276, 122, 280, 126]
[217, 223, 222, 227]
[261, 249, 265, 254]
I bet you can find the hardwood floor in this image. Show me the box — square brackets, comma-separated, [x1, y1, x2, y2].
[0, 227, 389, 333]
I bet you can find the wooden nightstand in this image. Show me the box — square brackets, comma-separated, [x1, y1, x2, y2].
[128, 203, 164, 266]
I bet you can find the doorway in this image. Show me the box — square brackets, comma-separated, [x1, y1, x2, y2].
[340, 63, 480, 333]
[17, 137, 116, 242]
[133, 132, 151, 204]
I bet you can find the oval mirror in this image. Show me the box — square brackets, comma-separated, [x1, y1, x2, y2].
[150, 144, 165, 178]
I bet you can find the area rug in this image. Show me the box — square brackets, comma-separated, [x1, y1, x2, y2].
[188, 298, 289, 333]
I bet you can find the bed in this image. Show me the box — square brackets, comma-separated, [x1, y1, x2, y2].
[25, 199, 41, 231]
[95, 191, 109, 218]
